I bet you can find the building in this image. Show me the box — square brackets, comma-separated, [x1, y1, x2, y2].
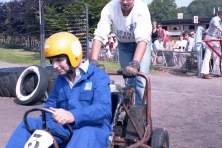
[156, 17, 211, 36]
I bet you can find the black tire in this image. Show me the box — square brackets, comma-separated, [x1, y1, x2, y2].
[0, 85, 4, 96]
[1, 74, 16, 97]
[0, 67, 26, 97]
[0, 77, 11, 97]
[16, 65, 49, 105]
[125, 104, 147, 140]
[0, 66, 57, 98]
[151, 128, 169, 148]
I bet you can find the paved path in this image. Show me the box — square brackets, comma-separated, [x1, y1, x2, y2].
[0, 61, 222, 147]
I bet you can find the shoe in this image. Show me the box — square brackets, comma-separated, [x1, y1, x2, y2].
[202, 74, 212, 79]
[214, 74, 222, 77]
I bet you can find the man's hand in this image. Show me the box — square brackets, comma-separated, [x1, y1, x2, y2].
[49, 107, 74, 125]
[117, 60, 140, 77]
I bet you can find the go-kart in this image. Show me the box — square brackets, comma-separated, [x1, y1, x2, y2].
[23, 71, 169, 148]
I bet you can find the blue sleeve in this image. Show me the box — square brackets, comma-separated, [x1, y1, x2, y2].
[43, 76, 62, 119]
[70, 69, 112, 129]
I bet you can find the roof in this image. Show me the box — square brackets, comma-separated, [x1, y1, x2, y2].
[156, 18, 211, 25]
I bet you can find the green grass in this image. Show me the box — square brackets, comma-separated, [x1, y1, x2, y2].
[0, 48, 120, 71]
[98, 61, 120, 71]
[0, 48, 42, 65]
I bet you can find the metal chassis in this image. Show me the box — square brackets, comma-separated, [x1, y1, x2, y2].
[107, 71, 152, 148]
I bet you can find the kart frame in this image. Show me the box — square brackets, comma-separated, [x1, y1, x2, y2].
[107, 71, 152, 148]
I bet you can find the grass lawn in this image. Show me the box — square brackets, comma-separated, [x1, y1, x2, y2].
[0, 48, 121, 71]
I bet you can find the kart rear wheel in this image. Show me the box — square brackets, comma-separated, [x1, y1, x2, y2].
[151, 128, 169, 148]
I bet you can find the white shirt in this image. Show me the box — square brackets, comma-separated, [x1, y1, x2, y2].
[153, 39, 164, 51]
[64, 59, 89, 88]
[185, 37, 195, 51]
[94, 0, 152, 43]
[174, 40, 187, 50]
[207, 16, 221, 36]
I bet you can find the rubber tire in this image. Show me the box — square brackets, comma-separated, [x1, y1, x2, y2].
[125, 104, 147, 140]
[16, 65, 49, 105]
[0, 66, 57, 98]
[151, 128, 169, 148]
[0, 67, 26, 97]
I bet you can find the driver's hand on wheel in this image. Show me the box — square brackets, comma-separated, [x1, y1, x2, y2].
[49, 107, 75, 125]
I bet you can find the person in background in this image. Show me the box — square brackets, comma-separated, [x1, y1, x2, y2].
[183, 30, 195, 52]
[90, 0, 152, 104]
[151, 21, 158, 43]
[105, 36, 114, 49]
[157, 23, 172, 51]
[173, 34, 187, 67]
[190, 30, 196, 39]
[154, 34, 174, 66]
[113, 36, 118, 50]
[173, 34, 187, 51]
[6, 32, 112, 148]
[201, 11, 222, 79]
[176, 31, 195, 69]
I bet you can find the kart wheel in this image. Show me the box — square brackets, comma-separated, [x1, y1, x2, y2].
[16, 65, 49, 105]
[151, 128, 169, 148]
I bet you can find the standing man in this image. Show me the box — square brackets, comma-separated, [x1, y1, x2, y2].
[201, 11, 222, 79]
[90, 0, 152, 104]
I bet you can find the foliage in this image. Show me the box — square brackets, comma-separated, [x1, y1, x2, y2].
[149, 0, 178, 21]
[177, 0, 222, 19]
[0, 0, 109, 42]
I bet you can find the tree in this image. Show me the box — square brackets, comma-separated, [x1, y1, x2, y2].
[178, 0, 222, 19]
[148, 0, 178, 21]
[0, 2, 7, 43]
[0, 0, 110, 45]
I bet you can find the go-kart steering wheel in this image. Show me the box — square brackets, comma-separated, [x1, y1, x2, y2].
[23, 108, 73, 147]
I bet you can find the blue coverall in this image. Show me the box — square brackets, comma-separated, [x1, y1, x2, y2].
[6, 63, 112, 148]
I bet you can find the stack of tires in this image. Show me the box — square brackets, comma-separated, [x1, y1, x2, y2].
[0, 65, 58, 105]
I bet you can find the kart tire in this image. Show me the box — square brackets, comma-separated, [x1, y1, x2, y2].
[151, 128, 169, 148]
[16, 65, 49, 105]
[125, 104, 147, 140]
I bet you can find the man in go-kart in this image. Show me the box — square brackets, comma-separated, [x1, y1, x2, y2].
[6, 32, 112, 148]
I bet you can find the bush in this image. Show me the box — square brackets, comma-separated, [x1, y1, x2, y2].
[23, 46, 40, 53]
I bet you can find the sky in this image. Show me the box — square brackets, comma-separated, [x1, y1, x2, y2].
[2, 0, 193, 8]
[146, 0, 193, 8]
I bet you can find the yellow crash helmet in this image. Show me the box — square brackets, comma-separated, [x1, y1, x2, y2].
[44, 32, 82, 67]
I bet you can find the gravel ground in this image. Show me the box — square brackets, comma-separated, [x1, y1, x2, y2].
[0, 61, 222, 148]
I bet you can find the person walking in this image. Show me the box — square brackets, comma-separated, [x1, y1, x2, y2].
[201, 11, 222, 79]
[90, 0, 152, 104]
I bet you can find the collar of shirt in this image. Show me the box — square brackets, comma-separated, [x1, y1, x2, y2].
[64, 59, 89, 88]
